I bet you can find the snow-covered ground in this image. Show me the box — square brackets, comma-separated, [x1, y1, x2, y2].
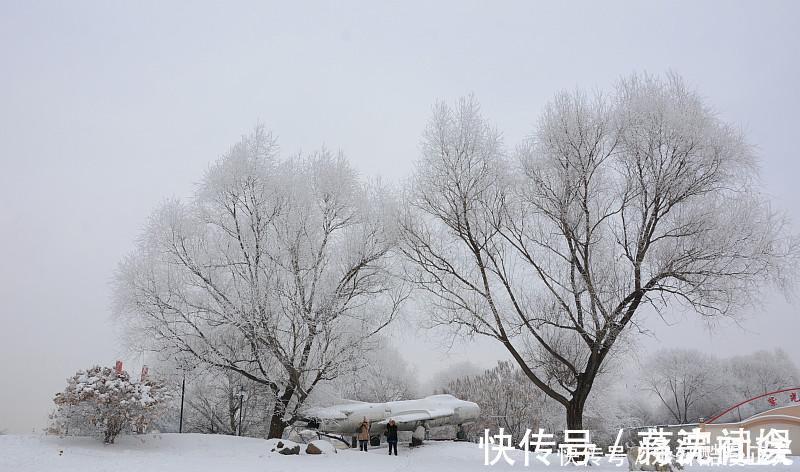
[0, 434, 797, 472]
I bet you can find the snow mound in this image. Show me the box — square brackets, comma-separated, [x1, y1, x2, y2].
[286, 428, 319, 443]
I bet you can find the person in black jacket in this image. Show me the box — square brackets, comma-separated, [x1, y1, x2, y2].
[385, 419, 399, 456]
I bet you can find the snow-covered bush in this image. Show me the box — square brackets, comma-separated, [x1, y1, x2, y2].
[50, 363, 171, 443]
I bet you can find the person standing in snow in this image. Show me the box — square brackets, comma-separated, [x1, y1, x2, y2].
[385, 419, 398, 456]
[357, 417, 370, 452]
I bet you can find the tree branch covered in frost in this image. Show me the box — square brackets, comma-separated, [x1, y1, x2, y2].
[400, 75, 798, 429]
[114, 126, 409, 438]
[444, 360, 563, 444]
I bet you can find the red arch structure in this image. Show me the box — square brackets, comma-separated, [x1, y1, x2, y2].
[705, 387, 800, 424]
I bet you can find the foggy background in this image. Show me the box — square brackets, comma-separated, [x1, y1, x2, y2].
[1, 0, 798, 433]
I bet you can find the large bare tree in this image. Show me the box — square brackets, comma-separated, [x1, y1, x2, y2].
[400, 75, 797, 429]
[115, 127, 406, 438]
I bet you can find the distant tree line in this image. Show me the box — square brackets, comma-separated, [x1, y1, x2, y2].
[441, 348, 799, 447]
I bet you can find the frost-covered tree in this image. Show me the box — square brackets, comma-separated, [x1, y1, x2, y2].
[726, 349, 800, 402]
[640, 349, 723, 424]
[401, 74, 798, 430]
[182, 368, 275, 436]
[581, 361, 646, 445]
[638, 348, 800, 424]
[717, 349, 800, 421]
[330, 338, 418, 403]
[115, 127, 407, 438]
[50, 364, 170, 443]
[140, 355, 276, 436]
[446, 359, 637, 445]
[446, 361, 562, 443]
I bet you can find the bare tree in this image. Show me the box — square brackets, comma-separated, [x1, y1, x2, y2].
[115, 127, 407, 438]
[640, 349, 722, 424]
[400, 75, 797, 429]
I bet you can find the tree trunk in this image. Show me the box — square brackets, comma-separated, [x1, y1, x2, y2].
[267, 414, 286, 439]
[267, 394, 290, 439]
[566, 397, 586, 431]
[266, 386, 296, 439]
[564, 396, 590, 463]
[228, 391, 238, 434]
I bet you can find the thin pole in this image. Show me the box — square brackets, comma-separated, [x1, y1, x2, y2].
[238, 392, 244, 436]
[179, 373, 186, 433]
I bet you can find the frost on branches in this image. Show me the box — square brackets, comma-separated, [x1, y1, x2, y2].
[50, 363, 171, 443]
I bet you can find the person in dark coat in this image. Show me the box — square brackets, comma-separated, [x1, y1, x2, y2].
[385, 419, 399, 456]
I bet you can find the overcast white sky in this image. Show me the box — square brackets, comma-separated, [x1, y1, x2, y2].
[1, 1, 798, 434]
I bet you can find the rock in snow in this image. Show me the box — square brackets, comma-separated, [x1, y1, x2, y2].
[305, 442, 322, 455]
[266, 437, 301, 454]
[306, 439, 336, 455]
[279, 445, 301, 455]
